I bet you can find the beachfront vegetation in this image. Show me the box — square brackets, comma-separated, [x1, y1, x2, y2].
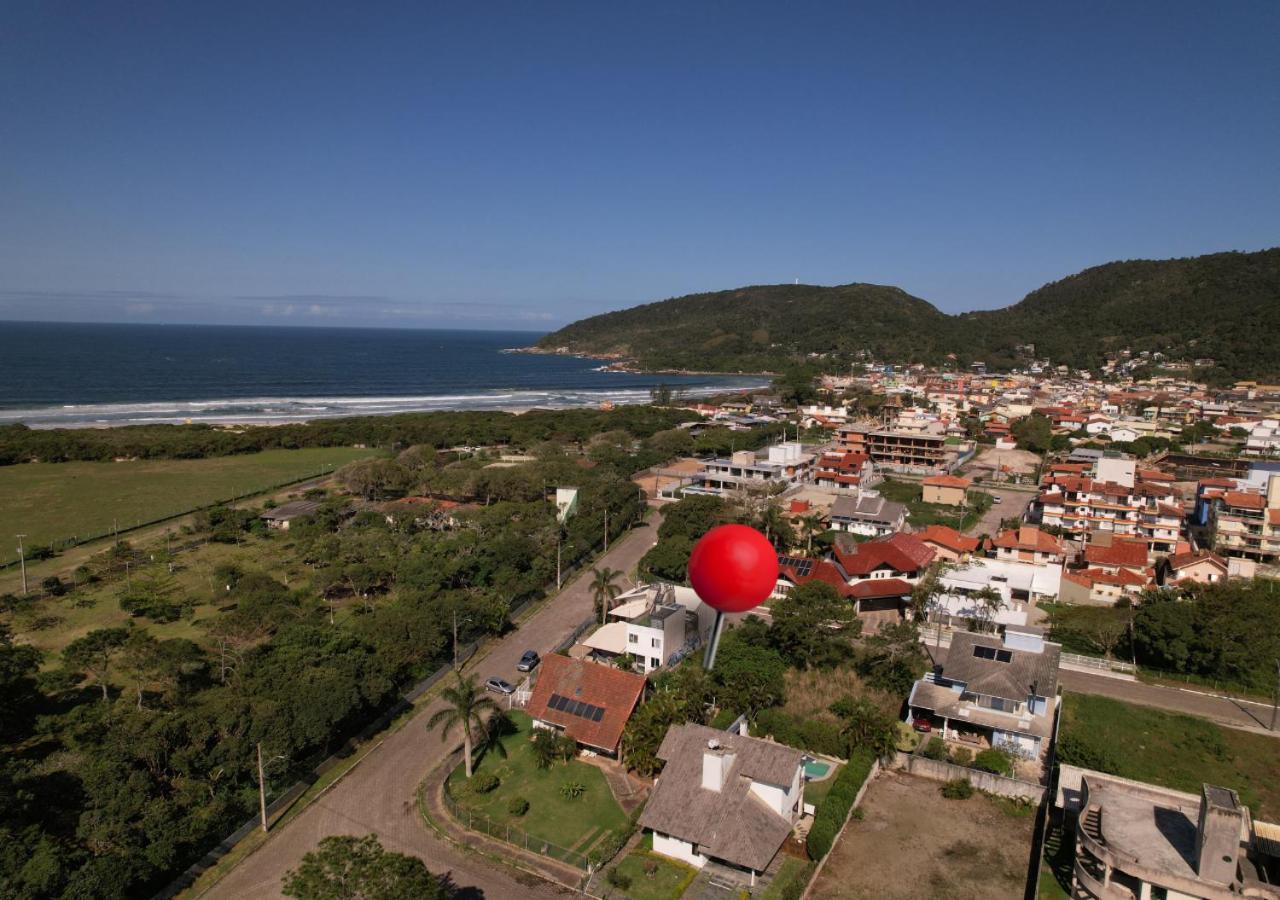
[0, 407, 683, 898]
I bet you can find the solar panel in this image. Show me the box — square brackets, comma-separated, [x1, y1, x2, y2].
[549, 693, 569, 711]
[545, 692, 608, 721]
[590, 706, 605, 722]
[779, 556, 813, 577]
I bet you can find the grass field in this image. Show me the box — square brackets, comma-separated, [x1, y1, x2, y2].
[447, 712, 629, 857]
[0, 447, 378, 563]
[1060, 693, 1280, 819]
[877, 477, 992, 531]
[607, 850, 697, 900]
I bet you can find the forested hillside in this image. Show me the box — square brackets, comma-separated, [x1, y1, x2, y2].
[536, 248, 1280, 381]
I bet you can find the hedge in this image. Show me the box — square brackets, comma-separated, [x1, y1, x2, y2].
[754, 708, 845, 758]
[805, 749, 876, 860]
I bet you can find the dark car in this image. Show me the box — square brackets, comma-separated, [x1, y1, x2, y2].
[485, 677, 515, 695]
[516, 650, 540, 673]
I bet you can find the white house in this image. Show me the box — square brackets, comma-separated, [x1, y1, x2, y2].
[639, 724, 804, 883]
[582, 583, 713, 673]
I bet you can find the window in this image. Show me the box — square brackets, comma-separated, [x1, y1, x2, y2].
[972, 646, 1012, 663]
[651, 657, 660, 668]
[628, 634, 638, 644]
[651, 638, 660, 648]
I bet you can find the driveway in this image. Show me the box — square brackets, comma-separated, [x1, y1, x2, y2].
[967, 485, 1035, 537]
[204, 511, 663, 899]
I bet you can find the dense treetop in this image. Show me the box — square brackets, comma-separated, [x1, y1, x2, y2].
[536, 248, 1280, 381]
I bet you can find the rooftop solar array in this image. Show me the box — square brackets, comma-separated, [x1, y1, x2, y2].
[973, 645, 1013, 663]
[778, 556, 814, 577]
[548, 693, 606, 722]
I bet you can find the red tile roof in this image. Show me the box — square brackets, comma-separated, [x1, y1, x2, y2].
[1223, 491, 1266, 511]
[916, 525, 979, 554]
[1269, 509, 1280, 526]
[922, 474, 972, 489]
[525, 655, 646, 754]
[991, 526, 1064, 555]
[1084, 539, 1149, 569]
[1080, 566, 1151, 587]
[777, 558, 850, 594]
[834, 532, 936, 576]
[788, 499, 811, 514]
[847, 578, 915, 600]
[1167, 550, 1227, 571]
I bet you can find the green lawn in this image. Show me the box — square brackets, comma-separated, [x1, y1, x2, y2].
[447, 712, 629, 859]
[759, 857, 814, 900]
[1060, 693, 1280, 818]
[609, 851, 697, 900]
[0, 447, 378, 563]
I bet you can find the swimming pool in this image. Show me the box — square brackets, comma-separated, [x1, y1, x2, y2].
[803, 760, 832, 779]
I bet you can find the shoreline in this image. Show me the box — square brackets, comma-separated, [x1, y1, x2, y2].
[508, 344, 780, 378]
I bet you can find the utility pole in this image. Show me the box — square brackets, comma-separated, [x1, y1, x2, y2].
[15, 534, 27, 596]
[257, 742, 268, 832]
[1271, 659, 1279, 732]
[556, 531, 562, 591]
[603, 506, 609, 552]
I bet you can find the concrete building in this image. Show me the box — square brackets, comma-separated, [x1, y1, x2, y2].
[829, 491, 907, 537]
[683, 442, 816, 497]
[1060, 770, 1280, 900]
[582, 583, 713, 674]
[922, 474, 973, 506]
[1212, 475, 1280, 563]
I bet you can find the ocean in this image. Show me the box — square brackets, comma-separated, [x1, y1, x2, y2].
[0, 322, 766, 428]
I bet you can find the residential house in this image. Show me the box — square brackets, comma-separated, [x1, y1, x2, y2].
[524, 655, 646, 757]
[1060, 772, 1280, 900]
[934, 558, 1064, 627]
[829, 491, 907, 537]
[1163, 550, 1229, 586]
[916, 524, 979, 562]
[813, 449, 877, 492]
[639, 724, 804, 883]
[906, 626, 1061, 759]
[581, 583, 714, 674]
[683, 443, 816, 498]
[921, 474, 972, 507]
[989, 526, 1068, 566]
[259, 500, 321, 531]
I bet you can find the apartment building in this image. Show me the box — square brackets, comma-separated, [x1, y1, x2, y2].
[1039, 456, 1182, 557]
[1212, 474, 1280, 563]
[836, 424, 969, 475]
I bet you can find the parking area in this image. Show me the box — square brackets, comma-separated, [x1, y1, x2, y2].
[809, 771, 1035, 899]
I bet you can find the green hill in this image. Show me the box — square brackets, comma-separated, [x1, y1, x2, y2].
[536, 248, 1280, 381]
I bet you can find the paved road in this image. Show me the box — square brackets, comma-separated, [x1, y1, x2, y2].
[1057, 668, 1279, 736]
[968, 485, 1036, 538]
[204, 511, 663, 900]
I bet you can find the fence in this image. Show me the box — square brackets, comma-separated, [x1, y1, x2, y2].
[1, 466, 343, 569]
[1059, 652, 1135, 675]
[891, 751, 1046, 802]
[441, 788, 595, 871]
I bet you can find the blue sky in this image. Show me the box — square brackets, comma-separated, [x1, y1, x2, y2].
[1, 1, 1277, 329]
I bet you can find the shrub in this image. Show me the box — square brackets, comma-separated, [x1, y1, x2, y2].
[606, 867, 632, 889]
[507, 796, 529, 816]
[941, 778, 973, 800]
[951, 747, 973, 767]
[559, 780, 586, 800]
[470, 773, 499, 794]
[1056, 733, 1120, 774]
[919, 737, 949, 761]
[753, 708, 844, 757]
[972, 748, 1014, 777]
[806, 750, 875, 860]
[42, 576, 67, 596]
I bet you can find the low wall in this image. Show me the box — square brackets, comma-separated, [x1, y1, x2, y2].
[891, 751, 1045, 802]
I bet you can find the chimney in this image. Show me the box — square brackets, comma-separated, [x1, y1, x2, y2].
[701, 739, 735, 792]
[1195, 784, 1245, 886]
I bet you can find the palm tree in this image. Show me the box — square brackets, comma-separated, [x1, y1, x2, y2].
[799, 513, 826, 554]
[971, 586, 1006, 633]
[590, 566, 624, 625]
[426, 673, 500, 778]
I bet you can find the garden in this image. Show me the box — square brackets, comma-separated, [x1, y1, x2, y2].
[446, 711, 630, 865]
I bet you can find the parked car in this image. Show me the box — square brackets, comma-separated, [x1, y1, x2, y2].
[991, 495, 1003, 504]
[912, 715, 933, 733]
[516, 650, 540, 672]
[485, 677, 515, 695]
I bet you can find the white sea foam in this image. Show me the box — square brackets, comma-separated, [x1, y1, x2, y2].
[0, 382, 765, 428]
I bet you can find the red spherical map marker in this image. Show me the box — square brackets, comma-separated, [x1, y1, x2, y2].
[687, 524, 779, 669]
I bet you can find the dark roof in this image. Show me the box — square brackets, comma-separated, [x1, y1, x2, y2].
[942, 631, 1061, 701]
[638, 724, 802, 872]
[829, 494, 906, 525]
[525, 655, 645, 753]
[259, 500, 322, 521]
